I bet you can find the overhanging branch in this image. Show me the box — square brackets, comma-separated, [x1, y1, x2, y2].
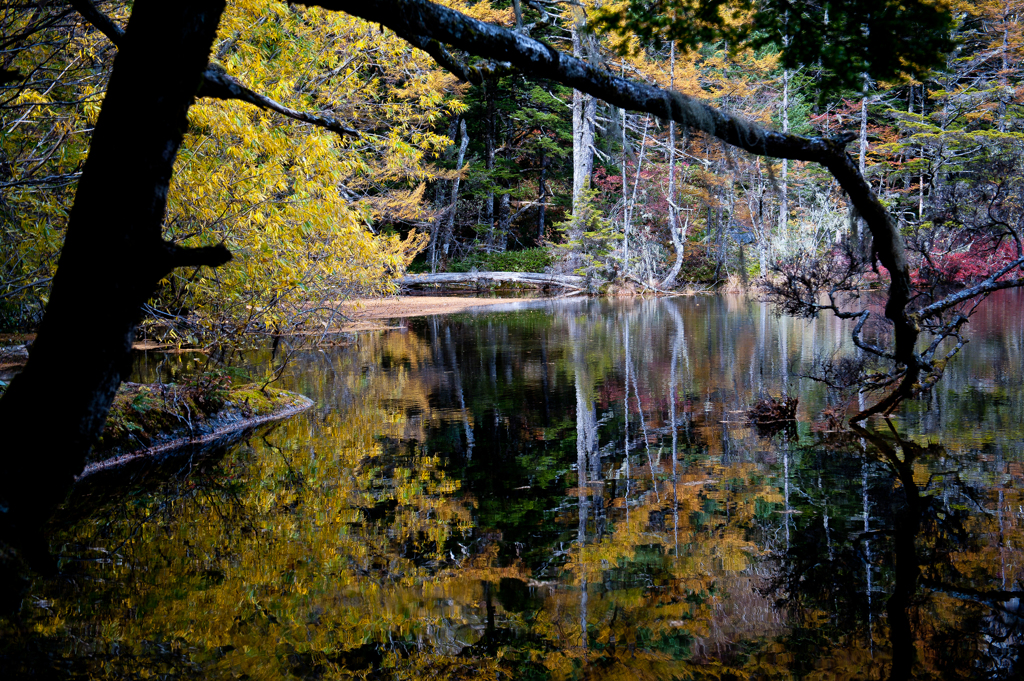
[915, 256, 1024, 320]
[163, 242, 233, 271]
[197, 68, 358, 137]
[300, 0, 920, 417]
[71, 0, 358, 138]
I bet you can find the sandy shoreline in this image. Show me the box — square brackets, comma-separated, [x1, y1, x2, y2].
[336, 296, 529, 329]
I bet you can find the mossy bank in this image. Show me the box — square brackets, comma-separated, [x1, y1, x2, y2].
[89, 378, 312, 471]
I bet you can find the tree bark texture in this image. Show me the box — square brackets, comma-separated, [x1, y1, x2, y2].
[0, 0, 229, 566]
[570, 23, 596, 214]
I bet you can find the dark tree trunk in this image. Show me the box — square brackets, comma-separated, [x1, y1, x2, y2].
[0, 0, 230, 580]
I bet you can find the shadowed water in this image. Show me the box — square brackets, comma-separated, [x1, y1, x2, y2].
[4, 292, 1024, 679]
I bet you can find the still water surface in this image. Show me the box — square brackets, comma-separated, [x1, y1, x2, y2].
[6, 293, 1024, 679]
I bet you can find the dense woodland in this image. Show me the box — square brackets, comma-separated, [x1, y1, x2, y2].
[1, 1, 1021, 339]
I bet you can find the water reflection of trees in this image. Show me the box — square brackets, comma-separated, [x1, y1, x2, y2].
[9, 297, 1024, 679]
[766, 422, 1024, 679]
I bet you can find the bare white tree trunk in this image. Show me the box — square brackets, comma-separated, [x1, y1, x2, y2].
[571, 22, 596, 214]
[857, 86, 869, 262]
[625, 114, 651, 279]
[433, 119, 469, 273]
[621, 103, 630, 273]
[998, 1, 1011, 133]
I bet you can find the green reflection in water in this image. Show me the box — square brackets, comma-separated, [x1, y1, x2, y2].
[3, 294, 1024, 679]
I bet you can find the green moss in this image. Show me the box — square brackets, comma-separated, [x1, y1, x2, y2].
[435, 247, 553, 274]
[94, 381, 305, 463]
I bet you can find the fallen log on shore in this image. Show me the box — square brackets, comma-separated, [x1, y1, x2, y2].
[398, 271, 588, 290]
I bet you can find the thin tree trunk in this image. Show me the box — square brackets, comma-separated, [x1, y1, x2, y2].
[779, 65, 789, 239]
[661, 41, 687, 288]
[857, 87, 869, 263]
[538, 149, 547, 245]
[485, 85, 495, 243]
[621, 100, 630, 274]
[430, 117, 460, 272]
[434, 118, 468, 273]
[999, 3, 1010, 133]
[497, 192, 511, 250]
[626, 115, 651, 279]
[918, 84, 925, 220]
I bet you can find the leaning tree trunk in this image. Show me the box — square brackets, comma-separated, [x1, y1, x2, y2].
[660, 41, 686, 289]
[0, 0, 230, 579]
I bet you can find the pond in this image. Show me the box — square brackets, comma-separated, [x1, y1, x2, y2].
[4, 292, 1024, 679]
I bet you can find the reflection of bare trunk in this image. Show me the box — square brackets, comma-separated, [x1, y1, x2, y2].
[572, 325, 592, 653]
[863, 458, 874, 650]
[540, 337, 550, 425]
[851, 425, 924, 681]
[784, 445, 790, 548]
[669, 304, 685, 560]
[780, 315, 789, 388]
[623, 322, 631, 525]
[576, 384, 589, 651]
[999, 488, 1007, 589]
[782, 316, 790, 547]
[631, 355, 659, 501]
[576, 378, 598, 484]
[446, 326, 474, 459]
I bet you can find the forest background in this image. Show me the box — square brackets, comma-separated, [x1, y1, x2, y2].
[2, 0, 1020, 348]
